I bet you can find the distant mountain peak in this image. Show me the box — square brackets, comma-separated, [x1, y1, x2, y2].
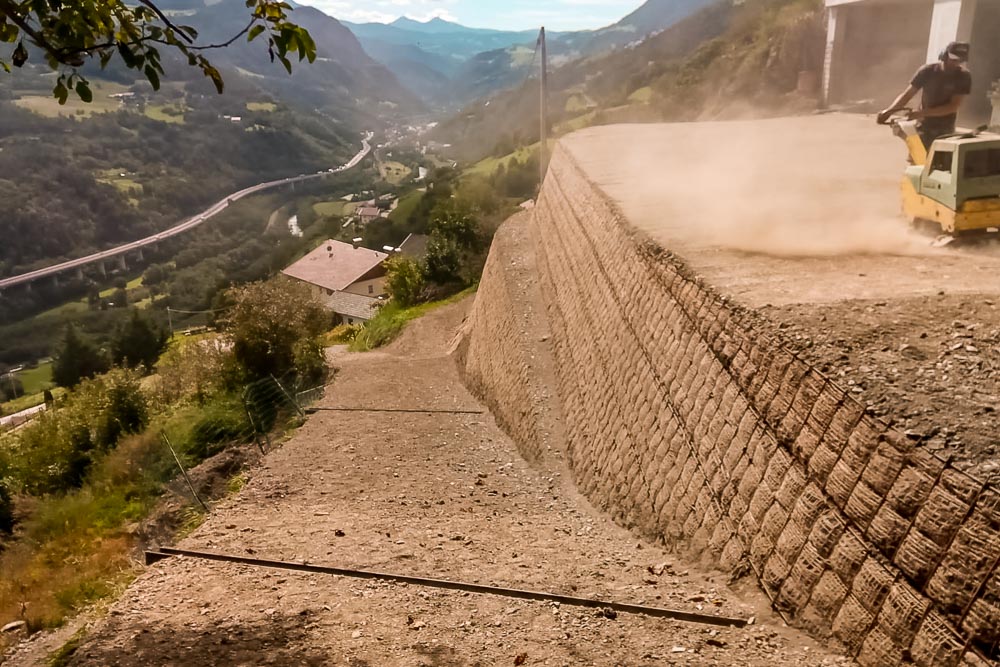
[389, 16, 469, 33]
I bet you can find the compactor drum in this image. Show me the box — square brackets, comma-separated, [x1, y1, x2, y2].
[881, 113, 1000, 244]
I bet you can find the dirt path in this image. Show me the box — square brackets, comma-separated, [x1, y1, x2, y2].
[41, 298, 844, 666]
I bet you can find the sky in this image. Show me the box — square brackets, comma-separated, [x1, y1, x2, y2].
[296, 0, 646, 31]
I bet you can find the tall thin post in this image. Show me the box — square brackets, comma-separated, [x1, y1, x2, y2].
[160, 432, 208, 512]
[539, 26, 548, 190]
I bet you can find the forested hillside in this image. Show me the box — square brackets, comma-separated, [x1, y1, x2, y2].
[0, 97, 350, 276]
[432, 0, 824, 162]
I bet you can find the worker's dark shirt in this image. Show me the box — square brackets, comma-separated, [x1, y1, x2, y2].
[910, 63, 972, 133]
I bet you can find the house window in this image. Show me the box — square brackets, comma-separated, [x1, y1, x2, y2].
[368, 284, 374, 294]
[348, 318, 354, 324]
[327, 289, 333, 296]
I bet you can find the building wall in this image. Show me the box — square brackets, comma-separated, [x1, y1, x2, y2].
[343, 277, 387, 298]
[459, 143, 1000, 666]
[827, 0, 934, 107]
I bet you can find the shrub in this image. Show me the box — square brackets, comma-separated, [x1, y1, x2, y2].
[221, 279, 330, 380]
[385, 256, 425, 307]
[0, 479, 13, 535]
[185, 399, 248, 460]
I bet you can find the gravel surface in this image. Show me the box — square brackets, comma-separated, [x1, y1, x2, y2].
[759, 293, 1000, 478]
[40, 301, 844, 667]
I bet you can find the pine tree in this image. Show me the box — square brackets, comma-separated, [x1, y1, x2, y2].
[112, 310, 168, 370]
[52, 325, 110, 388]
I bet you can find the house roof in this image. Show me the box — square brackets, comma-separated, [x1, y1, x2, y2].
[281, 239, 388, 292]
[357, 207, 380, 217]
[323, 291, 381, 320]
[399, 233, 429, 259]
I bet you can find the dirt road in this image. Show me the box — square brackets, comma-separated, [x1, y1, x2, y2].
[37, 287, 843, 666]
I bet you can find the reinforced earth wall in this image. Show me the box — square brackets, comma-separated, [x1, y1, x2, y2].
[459, 143, 1000, 666]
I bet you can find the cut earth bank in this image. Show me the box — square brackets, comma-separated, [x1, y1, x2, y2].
[3, 287, 839, 665]
[456, 115, 1000, 667]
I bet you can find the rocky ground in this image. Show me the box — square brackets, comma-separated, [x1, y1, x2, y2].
[5, 299, 847, 667]
[758, 291, 1000, 478]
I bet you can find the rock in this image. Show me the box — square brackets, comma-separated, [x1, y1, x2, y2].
[1, 620, 26, 633]
[351, 630, 362, 639]
[671, 646, 687, 653]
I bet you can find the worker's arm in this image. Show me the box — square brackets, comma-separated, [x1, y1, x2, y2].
[910, 94, 967, 119]
[877, 85, 919, 123]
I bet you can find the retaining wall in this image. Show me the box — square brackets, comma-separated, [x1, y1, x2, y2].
[458, 143, 1000, 666]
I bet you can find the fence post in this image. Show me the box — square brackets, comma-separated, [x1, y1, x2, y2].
[270, 374, 305, 418]
[242, 398, 268, 456]
[160, 432, 209, 513]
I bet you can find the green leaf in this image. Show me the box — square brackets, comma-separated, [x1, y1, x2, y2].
[144, 65, 160, 91]
[75, 80, 93, 103]
[248, 25, 266, 42]
[53, 80, 69, 105]
[278, 54, 292, 75]
[12, 41, 27, 67]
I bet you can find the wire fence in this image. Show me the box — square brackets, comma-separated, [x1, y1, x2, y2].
[160, 373, 326, 509]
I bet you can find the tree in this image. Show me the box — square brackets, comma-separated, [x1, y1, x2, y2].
[385, 256, 425, 307]
[112, 309, 168, 370]
[423, 202, 481, 286]
[221, 279, 329, 380]
[0, 0, 315, 102]
[52, 325, 110, 388]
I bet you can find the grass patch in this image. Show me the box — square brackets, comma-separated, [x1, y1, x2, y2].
[47, 627, 87, 667]
[18, 362, 53, 395]
[349, 287, 476, 352]
[378, 160, 411, 185]
[144, 104, 187, 124]
[98, 276, 144, 298]
[246, 102, 277, 112]
[13, 82, 129, 118]
[312, 200, 359, 217]
[386, 190, 423, 224]
[628, 86, 654, 104]
[464, 140, 555, 178]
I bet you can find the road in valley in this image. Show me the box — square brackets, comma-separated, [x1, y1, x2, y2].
[0, 133, 373, 292]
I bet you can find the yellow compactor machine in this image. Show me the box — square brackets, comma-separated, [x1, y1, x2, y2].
[881, 113, 1000, 243]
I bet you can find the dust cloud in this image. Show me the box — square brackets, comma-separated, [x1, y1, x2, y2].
[614, 115, 936, 258]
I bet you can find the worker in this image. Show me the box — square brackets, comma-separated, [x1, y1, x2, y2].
[877, 41, 972, 149]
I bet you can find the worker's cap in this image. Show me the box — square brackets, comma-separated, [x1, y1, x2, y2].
[943, 41, 970, 62]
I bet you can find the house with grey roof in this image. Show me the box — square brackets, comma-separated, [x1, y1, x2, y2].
[281, 239, 389, 324]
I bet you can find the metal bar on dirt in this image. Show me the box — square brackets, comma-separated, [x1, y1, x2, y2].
[305, 407, 486, 415]
[159, 433, 208, 513]
[144, 547, 748, 628]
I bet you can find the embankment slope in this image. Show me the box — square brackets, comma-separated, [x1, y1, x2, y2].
[458, 116, 1000, 666]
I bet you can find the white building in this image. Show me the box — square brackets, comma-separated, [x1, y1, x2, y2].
[823, 0, 1000, 125]
[281, 240, 388, 324]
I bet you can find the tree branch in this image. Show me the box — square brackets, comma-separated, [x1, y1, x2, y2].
[137, 0, 194, 44]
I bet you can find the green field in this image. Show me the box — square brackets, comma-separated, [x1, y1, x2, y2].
[144, 104, 187, 124]
[247, 102, 277, 112]
[99, 276, 144, 298]
[628, 86, 654, 104]
[379, 160, 411, 185]
[387, 190, 423, 223]
[19, 362, 53, 395]
[313, 200, 360, 217]
[465, 141, 555, 178]
[14, 81, 130, 118]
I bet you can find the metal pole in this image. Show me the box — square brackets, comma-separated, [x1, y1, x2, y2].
[539, 26, 549, 189]
[270, 374, 305, 418]
[160, 432, 209, 512]
[167, 307, 174, 338]
[145, 546, 749, 628]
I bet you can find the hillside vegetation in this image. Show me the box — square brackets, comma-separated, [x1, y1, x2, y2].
[433, 0, 824, 162]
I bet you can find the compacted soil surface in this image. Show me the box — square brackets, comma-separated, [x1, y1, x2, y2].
[9, 300, 846, 667]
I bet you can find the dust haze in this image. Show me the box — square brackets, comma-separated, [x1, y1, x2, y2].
[566, 115, 940, 258]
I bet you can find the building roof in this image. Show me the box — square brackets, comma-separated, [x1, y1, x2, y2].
[357, 206, 380, 218]
[281, 239, 388, 292]
[399, 233, 429, 259]
[323, 291, 381, 320]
